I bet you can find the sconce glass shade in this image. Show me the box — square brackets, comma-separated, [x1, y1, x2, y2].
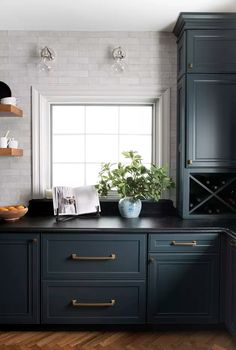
[39, 46, 56, 72]
[111, 46, 127, 74]
[111, 58, 127, 74]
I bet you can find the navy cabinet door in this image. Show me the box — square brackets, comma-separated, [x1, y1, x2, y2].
[225, 237, 236, 336]
[148, 253, 219, 324]
[0, 234, 39, 324]
[187, 30, 236, 73]
[187, 74, 236, 167]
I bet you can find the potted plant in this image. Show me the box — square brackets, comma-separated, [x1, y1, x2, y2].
[96, 151, 175, 218]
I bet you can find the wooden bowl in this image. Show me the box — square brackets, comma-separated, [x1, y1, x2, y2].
[0, 206, 28, 221]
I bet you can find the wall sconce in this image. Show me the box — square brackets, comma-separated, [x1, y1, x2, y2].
[111, 46, 127, 74]
[39, 46, 56, 72]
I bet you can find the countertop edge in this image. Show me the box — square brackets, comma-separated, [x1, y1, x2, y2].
[0, 215, 236, 237]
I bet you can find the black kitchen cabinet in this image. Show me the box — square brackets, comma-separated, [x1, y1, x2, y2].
[147, 233, 220, 324]
[174, 13, 236, 218]
[186, 74, 236, 168]
[41, 233, 147, 324]
[148, 253, 219, 324]
[0, 234, 39, 324]
[0, 221, 233, 330]
[224, 236, 236, 336]
[186, 30, 236, 74]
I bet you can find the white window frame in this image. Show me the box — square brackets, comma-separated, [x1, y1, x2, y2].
[31, 87, 171, 198]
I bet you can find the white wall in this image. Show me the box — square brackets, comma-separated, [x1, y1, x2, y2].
[0, 31, 177, 205]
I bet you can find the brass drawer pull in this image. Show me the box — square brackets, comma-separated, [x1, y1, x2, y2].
[71, 299, 116, 307]
[71, 253, 116, 261]
[187, 159, 193, 165]
[171, 240, 197, 247]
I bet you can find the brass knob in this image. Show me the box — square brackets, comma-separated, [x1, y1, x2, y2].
[149, 257, 155, 264]
[32, 238, 38, 244]
[187, 159, 193, 165]
[188, 63, 193, 69]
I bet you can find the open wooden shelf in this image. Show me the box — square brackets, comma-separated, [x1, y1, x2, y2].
[0, 148, 23, 157]
[0, 104, 23, 117]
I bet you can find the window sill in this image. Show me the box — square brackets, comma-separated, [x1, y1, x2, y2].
[28, 198, 176, 217]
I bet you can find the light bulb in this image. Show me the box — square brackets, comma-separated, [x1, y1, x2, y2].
[38, 58, 52, 72]
[111, 58, 127, 75]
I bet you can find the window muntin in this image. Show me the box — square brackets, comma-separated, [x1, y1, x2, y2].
[51, 104, 153, 187]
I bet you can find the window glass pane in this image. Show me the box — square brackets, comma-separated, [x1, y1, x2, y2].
[51, 104, 153, 188]
[53, 135, 85, 163]
[119, 106, 152, 134]
[119, 135, 152, 163]
[86, 163, 103, 185]
[86, 135, 118, 163]
[52, 106, 85, 134]
[86, 106, 119, 134]
[53, 164, 85, 187]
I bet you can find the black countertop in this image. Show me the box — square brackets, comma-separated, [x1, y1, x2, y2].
[0, 215, 236, 237]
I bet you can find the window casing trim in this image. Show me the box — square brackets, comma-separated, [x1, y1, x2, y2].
[32, 87, 171, 198]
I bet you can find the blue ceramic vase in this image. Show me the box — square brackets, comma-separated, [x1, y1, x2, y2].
[118, 197, 142, 218]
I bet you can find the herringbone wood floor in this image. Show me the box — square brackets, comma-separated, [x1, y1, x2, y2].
[0, 329, 235, 350]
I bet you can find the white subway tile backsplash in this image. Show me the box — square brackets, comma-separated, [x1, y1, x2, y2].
[0, 30, 177, 205]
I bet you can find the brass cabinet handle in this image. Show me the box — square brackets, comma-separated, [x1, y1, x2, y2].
[171, 240, 197, 247]
[71, 299, 116, 307]
[188, 63, 193, 69]
[187, 159, 193, 165]
[32, 238, 38, 244]
[71, 253, 116, 261]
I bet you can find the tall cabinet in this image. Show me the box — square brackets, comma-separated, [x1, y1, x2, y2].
[174, 13, 236, 218]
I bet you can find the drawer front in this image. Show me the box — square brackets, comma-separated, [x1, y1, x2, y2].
[149, 233, 219, 253]
[42, 234, 146, 280]
[42, 281, 146, 324]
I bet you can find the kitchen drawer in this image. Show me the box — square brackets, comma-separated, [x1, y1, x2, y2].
[42, 280, 146, 324]
[42, 234, 146, 280]
[149, 233, 219, 253]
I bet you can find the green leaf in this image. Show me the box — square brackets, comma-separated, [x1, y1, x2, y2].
[96, 150, 175, 200]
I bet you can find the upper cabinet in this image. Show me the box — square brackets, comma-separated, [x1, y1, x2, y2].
[178, 30, 236, 77]
[186, 74, 236, 168]
[186, 30, 236, 74]
[174, 13, 236, 79]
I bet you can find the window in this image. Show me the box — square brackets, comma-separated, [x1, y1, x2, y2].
[51, 104, 153, 187]
[32, 89, 170, 198]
